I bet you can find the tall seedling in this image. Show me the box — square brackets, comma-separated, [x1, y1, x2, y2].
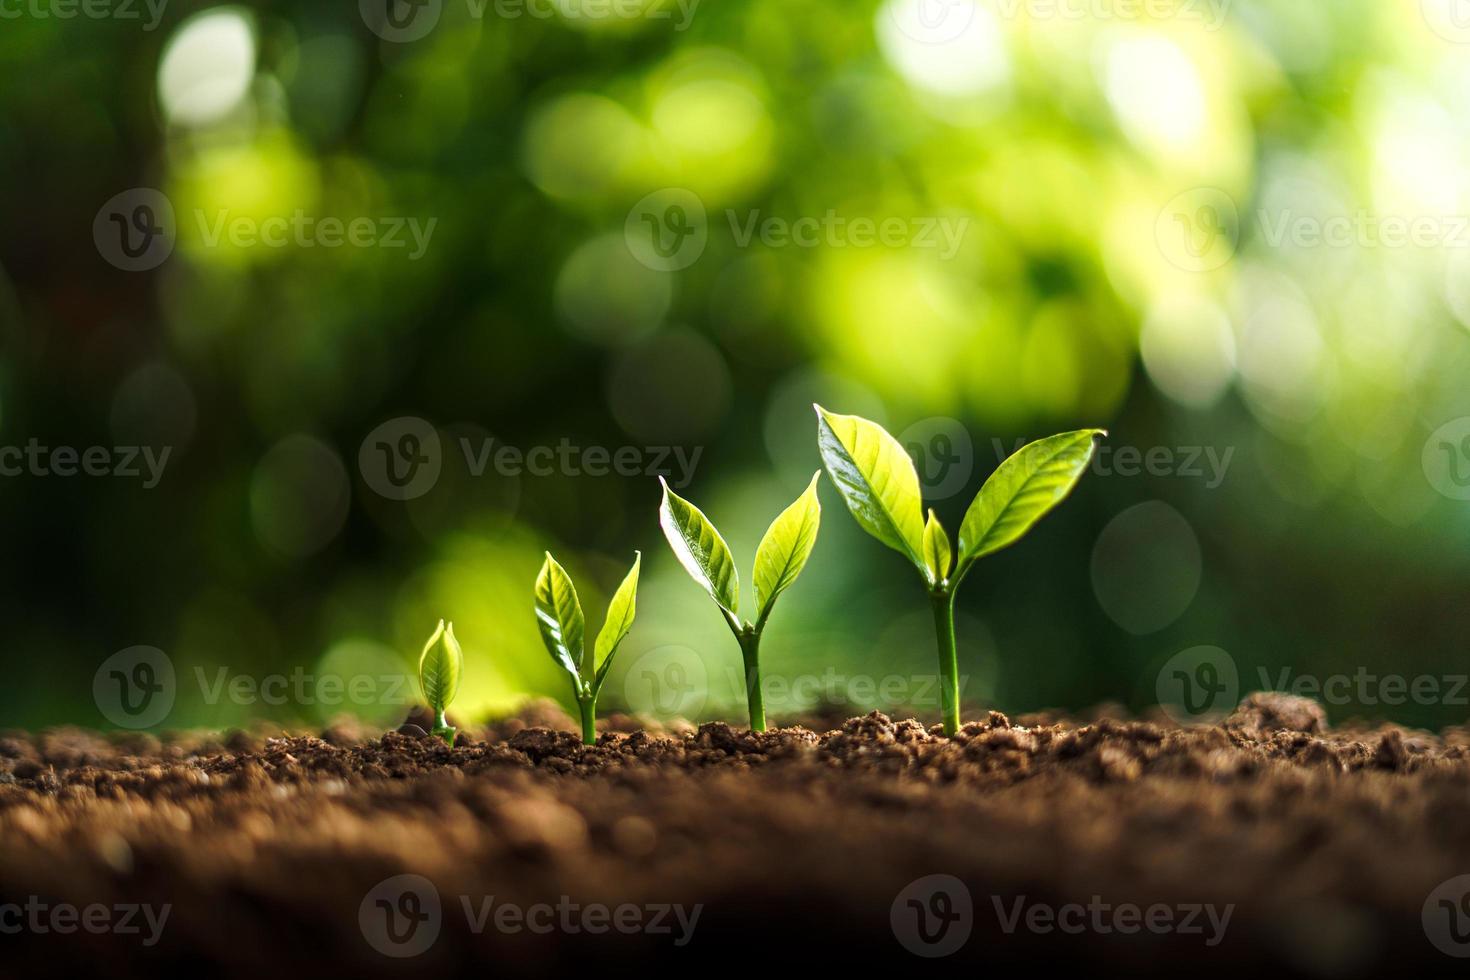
[535, 552, 641, 745]
[815, 406, 1103, 735]
[659, 474, 822, 732]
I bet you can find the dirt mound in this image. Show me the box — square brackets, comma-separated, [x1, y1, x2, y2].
[2, 695, 1468, 977]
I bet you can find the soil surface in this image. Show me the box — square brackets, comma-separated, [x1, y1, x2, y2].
[2, 693, 1469, 977]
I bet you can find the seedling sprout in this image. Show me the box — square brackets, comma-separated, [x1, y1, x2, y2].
[815, 406, 1103, 735]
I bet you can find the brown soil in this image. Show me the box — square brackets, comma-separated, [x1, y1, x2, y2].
[2, 693, 1468, 978]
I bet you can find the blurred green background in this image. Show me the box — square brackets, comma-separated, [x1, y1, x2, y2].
[2, 0, 1469, 732]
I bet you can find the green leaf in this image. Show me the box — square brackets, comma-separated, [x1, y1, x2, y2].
[753, 472, 822, 624]
[957, 429, 1104, 570]
[814, 406, 926, 573]
[922, 509, 952, 585]
[535, 553, 586, 689]
[659, 477, 740, 616]
[592, 552, 641, 697]
[418, 619, 463, 714]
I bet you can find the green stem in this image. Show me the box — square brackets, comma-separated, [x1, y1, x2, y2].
[432, 709, 457, 747]
[738, 630, 766, 733]
[930, 589, 960, 736]
[577, 698, 597, 745]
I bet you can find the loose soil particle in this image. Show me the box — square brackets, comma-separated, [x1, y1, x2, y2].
[1, 693, 1468, 978]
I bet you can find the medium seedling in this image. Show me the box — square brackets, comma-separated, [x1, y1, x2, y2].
[659, 473, 822, 732]
[534, 551, 641, 745]
[815, 405, 1103, 735]
[419, 619, 463, 746]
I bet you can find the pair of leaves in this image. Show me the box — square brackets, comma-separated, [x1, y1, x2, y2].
[535, 552, 641, 701]
[659, 473, 822, 632]
[419, 619, 463, 715]
[815, 406, 1103, 588]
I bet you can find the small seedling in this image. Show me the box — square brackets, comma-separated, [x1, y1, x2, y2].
[419, 619, 463, 746]
[659, 473, 822, 732]
[535, 551, 641, 745]
[815, 405, 1103, 736]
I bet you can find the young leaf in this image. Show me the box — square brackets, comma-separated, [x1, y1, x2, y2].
[753, 472, 822, 624]
[591, 552, 641, 696]
[957, 429, 1104, 570]
[658, 477, 740, 616]
[922, 509, 952, 585]
[814, 406, 926, 572]
[418, 619, 463, 714]
[535, 553, 586, 686]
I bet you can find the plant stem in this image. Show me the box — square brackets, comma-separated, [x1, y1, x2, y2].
[432, 709, 456, 747]
[930, 588, 960, 736]
[738, 630, 766, 733]
[577, 699, 597, 745]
